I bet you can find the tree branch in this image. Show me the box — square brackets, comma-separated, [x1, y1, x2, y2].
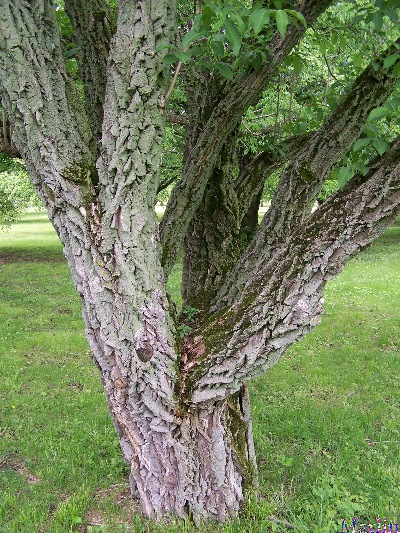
[166, 113, 189, 126]
[64, 0, 115, 148]
[234, 132, 312, 216]
[0, 0, 95, 209]
[184, 136, 400, 403]
[159, 0, 335, 276]
[157, 175, 177, 194]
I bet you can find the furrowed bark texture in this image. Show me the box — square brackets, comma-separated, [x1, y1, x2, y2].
[182, 129, 242, 309]
[2, 0, 400, 524]
[181, 132, 312, 309]
[183, 137, 400, 403]
[64, 0, 115, 146]
[213, 45, 400, 310]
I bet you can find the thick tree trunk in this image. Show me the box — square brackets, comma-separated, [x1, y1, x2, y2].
[89, 326, 258, 521]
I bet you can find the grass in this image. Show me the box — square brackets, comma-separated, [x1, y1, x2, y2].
[0, 212, 399, 532]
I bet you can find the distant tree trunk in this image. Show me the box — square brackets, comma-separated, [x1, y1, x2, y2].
[1, 110, 19, 157]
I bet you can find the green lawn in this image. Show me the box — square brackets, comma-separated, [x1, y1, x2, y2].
[0, 212, 399, 532]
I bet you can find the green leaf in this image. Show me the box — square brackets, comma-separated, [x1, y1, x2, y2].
[182, 29, 199, 49]
[156, 43, 172, 52]
[163, 53, 179, 65]
[225, 19, 242, 56]
[371, 60, 380, 72]
[275, 10, 290, 37]
[250, 52, 263, 70]
[230, 13, 247, 36]
[249, 8, 270, 36]
[212, 12, 227, 31]
[286, 9, 307, 28]
[383, 53, 400, 69]
[291, 53, 304, 74]
[338, 166, 353, 187]
[201, 6, 213, 29]
[352, 138, 371, 152]
[319, 41, 327, 55]
[372, 11, 383, 32]
[353, 52, 364, 68]
[355, 162, 370, 176]
[215, 62, 234, 80]
[368, 106, 389, 121]
[372, 138, 390, 155]
[174, 51, 193, 64]
[210, 39, 225, 58]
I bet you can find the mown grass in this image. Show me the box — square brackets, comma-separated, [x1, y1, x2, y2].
[0, 212, 399, 532]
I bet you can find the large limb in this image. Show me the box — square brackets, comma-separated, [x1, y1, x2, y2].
[181, 132, 311, 309]
[0, 0, 95, 209]
[64, 0, 115, 146]
[181, 128, 242, 309]
[213, 38, 400, 309]
[1, 0, 187, 517]
[183, 136, 400, 403]
[160, 0, 334, 275]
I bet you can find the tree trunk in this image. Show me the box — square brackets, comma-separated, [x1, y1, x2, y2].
[92, 334, 258, 521]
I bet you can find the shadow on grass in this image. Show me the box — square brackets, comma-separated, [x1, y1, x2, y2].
[0, 249, 65, 263]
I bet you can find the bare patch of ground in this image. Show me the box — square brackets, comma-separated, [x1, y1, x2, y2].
[0, 454, 41, 484]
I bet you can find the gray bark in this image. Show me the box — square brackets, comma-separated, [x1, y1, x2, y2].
[0, 0, 256, 521]
[64, 0, 115, 147]
[213, 41, 400, 310]
[183, 137, 400, 403]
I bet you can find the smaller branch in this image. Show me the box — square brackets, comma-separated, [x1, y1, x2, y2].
[157, 176, 177, 194]
[323, 54, 338, 81]
[164, 61, 183, 109]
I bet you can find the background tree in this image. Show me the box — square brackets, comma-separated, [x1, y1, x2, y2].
[0, 0, 399, 523]
[0, 153, 43, 227]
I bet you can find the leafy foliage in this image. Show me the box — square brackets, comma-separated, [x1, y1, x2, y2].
[0, 153, 43, 228]
[164, 0, 307, 79]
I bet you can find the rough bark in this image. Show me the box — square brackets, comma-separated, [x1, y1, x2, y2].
[64, 0, 115, 147]
[183, 137, 400, 403]
[1, 0, 400, 524]
[181, 128, 242, 309]
[0, 0, 257, 521]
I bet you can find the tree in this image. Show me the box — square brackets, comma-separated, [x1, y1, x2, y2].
[0, 0, 399, 523]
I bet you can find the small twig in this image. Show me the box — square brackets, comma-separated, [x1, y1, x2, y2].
[164, 60, 183, 107]
[157, 176, 177, 194]
[323, 54, 338, 81]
